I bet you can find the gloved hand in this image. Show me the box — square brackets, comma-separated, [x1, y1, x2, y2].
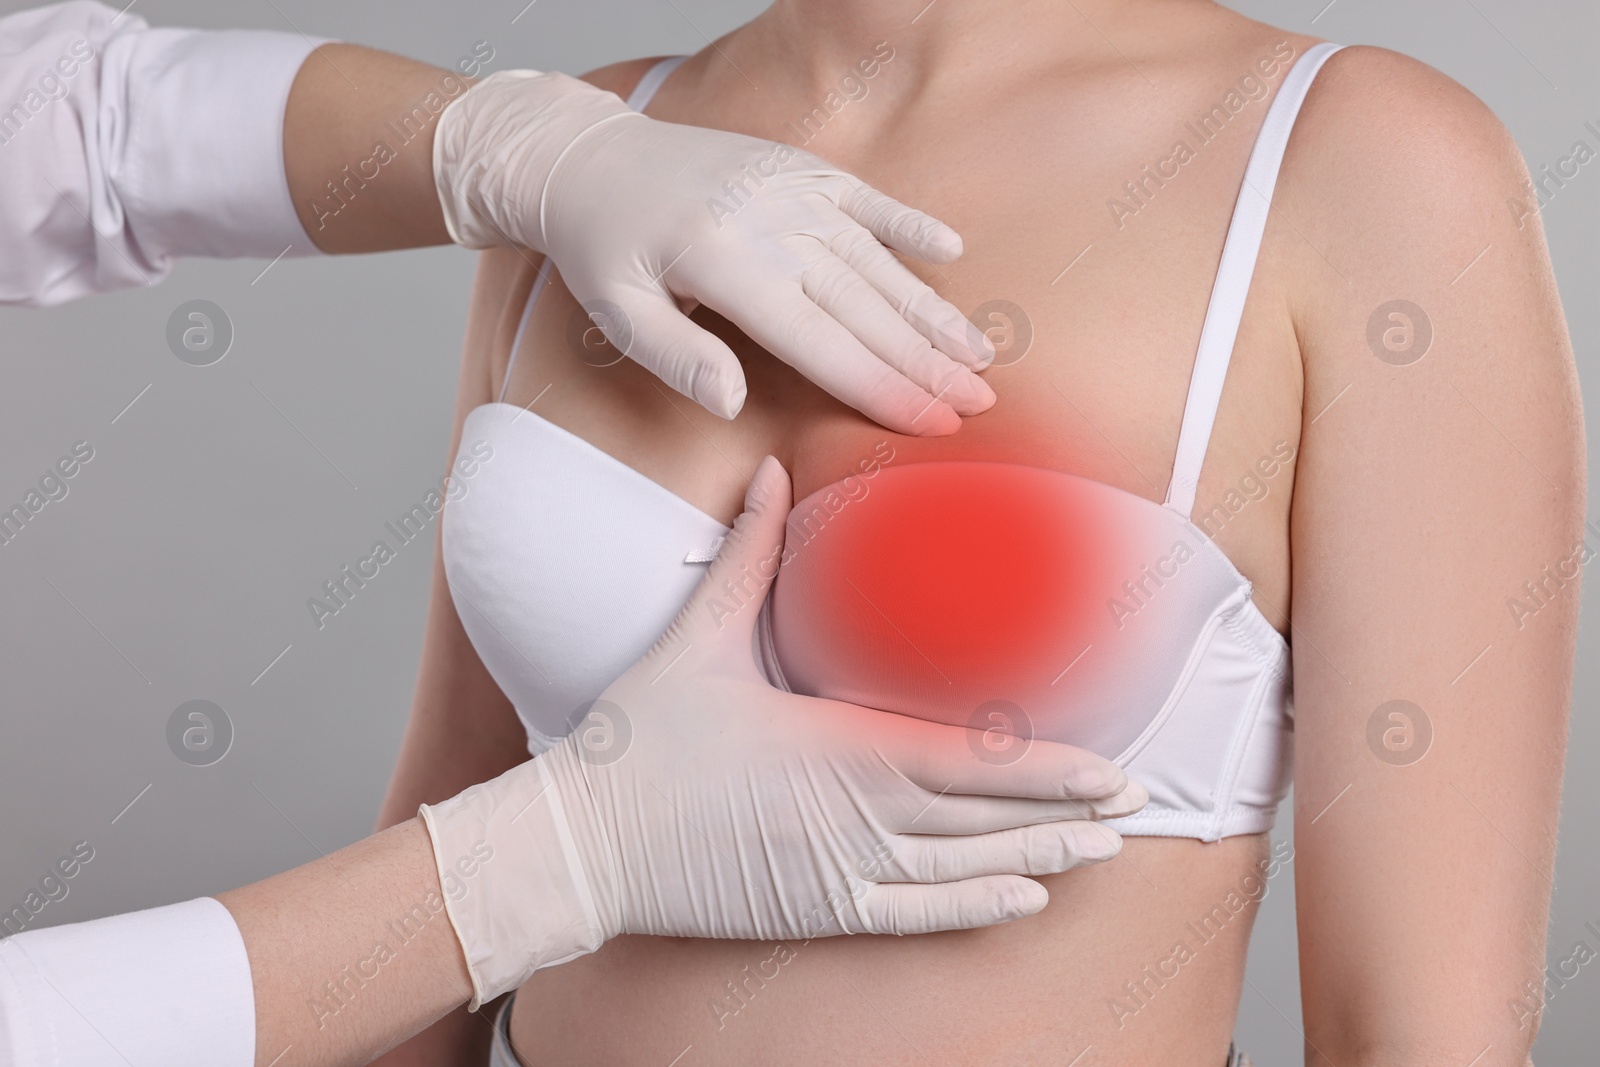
[432, 69, 996, 436]
[420, 456, 1147, 1010]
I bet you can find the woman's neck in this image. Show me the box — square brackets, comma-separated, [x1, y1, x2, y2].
[740, 0, 1154, 93]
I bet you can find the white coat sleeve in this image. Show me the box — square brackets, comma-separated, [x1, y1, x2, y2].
[0, 1, 328, 307]
[0, 897, 257, 1067]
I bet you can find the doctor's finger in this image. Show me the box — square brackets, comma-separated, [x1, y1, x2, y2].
[672, 454, 790, 648]
[853, 875, 1047, 935]
[883, 721, 1133, 801]
[800, 253, 993, 416]
[885, 822, 1124, 883]
[693, 276, 961, 436]
[887, 785, 1147, 836]
[828, 224, 994, 370]
[614, 291, 748, 419]
[832, 179, 964, 265]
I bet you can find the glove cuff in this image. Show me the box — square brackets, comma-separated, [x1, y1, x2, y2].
[432, 69, 640, 251]
[418, 757, 606, 1010]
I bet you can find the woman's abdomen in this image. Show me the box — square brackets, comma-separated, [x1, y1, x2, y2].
[506, 835, 1273, 1067]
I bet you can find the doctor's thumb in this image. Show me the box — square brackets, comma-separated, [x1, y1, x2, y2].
[688, 455, 792, 645]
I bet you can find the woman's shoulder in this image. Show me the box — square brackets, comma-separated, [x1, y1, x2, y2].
[1318, 45, 1517, 156]
[1272, 43, 1534, 363]
[1283, 44, 1527, 229]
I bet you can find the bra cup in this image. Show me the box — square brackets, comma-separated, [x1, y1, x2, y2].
[1106, 594, 1291, 841]
[443, 405, 727, 752]
[1214, 605, 1294, 823]
[767, 462, 1250, 760]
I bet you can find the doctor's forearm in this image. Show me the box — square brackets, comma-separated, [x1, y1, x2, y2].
[282, 44, 460, 254]
[216, 818, 474, 1067]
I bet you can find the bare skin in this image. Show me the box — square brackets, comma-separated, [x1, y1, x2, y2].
[215, 819, 477, 1067]
[282, 44, 459, 252]
[375, 1, 1582, 1064]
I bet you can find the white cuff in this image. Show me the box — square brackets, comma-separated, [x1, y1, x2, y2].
[0, 897, 255, 1067]
[432, 69, 639, 251]
[103, 27, 328, 261]
[418, 758, 606, 1011]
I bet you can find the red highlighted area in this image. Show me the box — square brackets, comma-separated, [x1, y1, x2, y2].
[770, 461, 1144, 742]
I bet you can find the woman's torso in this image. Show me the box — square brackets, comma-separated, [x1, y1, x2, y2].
[474, 8, 1321, 1063]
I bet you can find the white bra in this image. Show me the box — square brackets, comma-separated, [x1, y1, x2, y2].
[443, 44, 1342, 841]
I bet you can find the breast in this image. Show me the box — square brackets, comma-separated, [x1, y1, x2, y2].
[443, 404, 730, 752]
[446, 407, 1258, 769]
[766, 461, 1249, 761]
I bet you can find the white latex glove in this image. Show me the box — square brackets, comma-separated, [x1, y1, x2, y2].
[420, 456, 1147, 1009]
[432, 70, 996, 435]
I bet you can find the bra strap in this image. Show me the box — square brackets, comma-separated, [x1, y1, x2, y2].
[626, 54, 688, 111]
[496, 55, 690, 404]
[1163, 41, 1343, 518]
[497, 260, 553, 403]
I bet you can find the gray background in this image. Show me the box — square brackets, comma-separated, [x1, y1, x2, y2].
[0, 1, 1593, 1063]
